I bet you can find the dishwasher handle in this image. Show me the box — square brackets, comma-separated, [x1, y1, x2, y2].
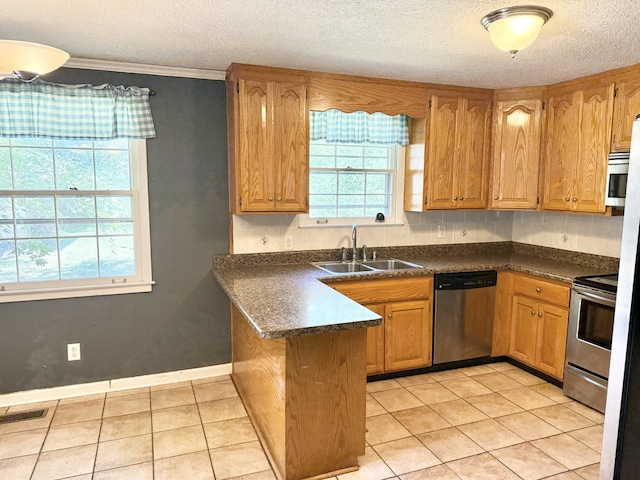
[434, 270, 498, 290]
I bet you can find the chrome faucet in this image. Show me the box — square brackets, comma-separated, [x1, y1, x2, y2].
[351, 223, 357, 262]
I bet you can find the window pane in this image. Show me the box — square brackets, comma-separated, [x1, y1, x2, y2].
[0, 196, 13, 239]
[309, 172, 337, 194]
[95, 150, 131, 190]
[336, 145, 363, 157]
[309, 207, 337, 218]
[338, 172, 365, 194]
[57, 196, 97, 237]
[363, 156, 391, 169]
[0, 240, 17, 282]
[309, 194, 336, 206]
[309, 155, 335, 168]
[337, 207, 364, 217]
[97, 196, 133, 235]
[364, 146, 388, 157]
[336, 156, 363, 169]
[15, 196, 56, 238]
[338, 194, 364, 207]
[54, 139, 93, 148]
[99, 236, 135, 276]
[309, 144, 335, 156]
[17, 238, 59, 281]
[94, 139, 129, 150]
[60, 237, 98, 279]
[366, 173, 390, 194]
[366, 205, 391, 217]
[12, 148, 55, 190]
[11, 138, 52, 147]
[0, 148, 12, 189]
[55, 149, 95, 190]
[0, 138, 8, 146]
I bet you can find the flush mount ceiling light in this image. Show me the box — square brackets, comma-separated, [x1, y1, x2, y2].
[481, 5, 553, 58]
[0, 40, 70, 82]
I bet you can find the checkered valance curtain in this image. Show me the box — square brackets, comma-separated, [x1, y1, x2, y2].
[0, 78, 156, 139]
[310, 109, 409, 145]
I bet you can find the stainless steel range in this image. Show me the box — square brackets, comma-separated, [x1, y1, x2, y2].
[564, 273, 617, 413]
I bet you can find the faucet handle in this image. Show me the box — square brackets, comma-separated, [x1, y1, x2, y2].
[341, 246, 347, 262]
[362, 244, 368, 262]
[372, 250, 377, 261]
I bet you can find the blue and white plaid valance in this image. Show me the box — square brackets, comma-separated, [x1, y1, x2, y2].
[0, 78, 156, 139]
[310, 109, 409, 145]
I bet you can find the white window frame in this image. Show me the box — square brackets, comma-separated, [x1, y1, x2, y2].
[0, 140, 154, 303]
[299, 143, 406, 228]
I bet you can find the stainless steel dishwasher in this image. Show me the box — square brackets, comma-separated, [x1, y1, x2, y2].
[433, 270, 497, 365]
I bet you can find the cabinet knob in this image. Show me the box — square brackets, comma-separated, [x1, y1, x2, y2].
[460, 196, 464, 201]
[268, 196, 273, 202]
[277, 196, 282, 201]
[494, 196, 499, 200]
[565, 197, 570, 202]
[531, 310, 536, 315]
[454, 196, 458, 201]
[573, 198, 577, 202]
[388, 313, 392, 318]
[538, 312, 543, 317]
[536, 287, 541, 293]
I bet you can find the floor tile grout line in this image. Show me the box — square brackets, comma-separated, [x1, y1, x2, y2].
[29, 398, 60, 480]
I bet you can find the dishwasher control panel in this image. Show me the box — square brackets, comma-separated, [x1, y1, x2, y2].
[435, 270, 497, 290]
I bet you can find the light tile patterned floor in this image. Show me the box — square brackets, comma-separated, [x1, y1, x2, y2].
[0, 363, 603, 480]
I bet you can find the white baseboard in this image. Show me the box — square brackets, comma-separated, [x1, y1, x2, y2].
[0, 363, 232, 408]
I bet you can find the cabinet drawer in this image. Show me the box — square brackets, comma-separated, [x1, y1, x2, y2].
[332, 276, 433, 303]
[513, 274, 570, 307]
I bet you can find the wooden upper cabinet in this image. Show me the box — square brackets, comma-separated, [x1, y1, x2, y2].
[426, 95, 459, 209]
[612, 75, 640, 152]
[542, 83, 614, 214]
[407, 90, 492, 211]
[490, 98, 543, 209]
[458, 98, 492, 208]
[274, 82, 308, 212]
[543, 91, 578, 211]
[574, 84, 614, 213]
[228, 67, 309, 214]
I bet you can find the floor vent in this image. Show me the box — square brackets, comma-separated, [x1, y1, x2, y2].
[0, 409, 48, 424]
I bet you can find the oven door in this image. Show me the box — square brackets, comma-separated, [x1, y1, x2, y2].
[566, 285, 616, 378]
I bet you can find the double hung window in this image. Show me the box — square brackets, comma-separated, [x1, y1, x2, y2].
[0, 138, 152, 302]
[302, 110, 408, 226]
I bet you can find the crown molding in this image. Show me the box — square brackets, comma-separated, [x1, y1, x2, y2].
[64, 57, 226, 81]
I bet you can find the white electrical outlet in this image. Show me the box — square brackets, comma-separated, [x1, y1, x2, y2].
[284, 234, 294, 250]
[67, 343, 81, 361]
[437, 225, 446, 238]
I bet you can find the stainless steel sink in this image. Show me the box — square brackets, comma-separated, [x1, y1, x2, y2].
[363, 259, 423, 271]
[312, 262, 376, 274]
[312, 258, 423, 275]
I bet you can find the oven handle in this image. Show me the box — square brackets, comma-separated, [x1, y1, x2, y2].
[573, 286, 617, 307]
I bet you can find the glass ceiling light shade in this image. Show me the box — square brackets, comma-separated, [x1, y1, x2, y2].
[0, 40, 70, 81]
[481, 6, 553, 58]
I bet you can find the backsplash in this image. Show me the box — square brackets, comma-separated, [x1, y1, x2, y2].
[232, 210, 624, 258]
[512, 211, 623, 258]
[232, 210, 513, 253]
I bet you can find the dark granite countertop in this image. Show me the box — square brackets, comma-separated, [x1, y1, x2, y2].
[213, 242, 618, 339]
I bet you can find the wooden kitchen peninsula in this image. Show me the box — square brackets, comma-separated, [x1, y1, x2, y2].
[213, 261, 381, 480]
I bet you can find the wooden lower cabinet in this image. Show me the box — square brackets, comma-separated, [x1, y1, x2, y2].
[506, 273, 570, 380]
[363, 304, 385, 374]
[384, 299, 432, 372]
[333, 277, 434, 375]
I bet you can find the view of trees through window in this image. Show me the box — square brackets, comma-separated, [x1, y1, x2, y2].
[308, 141, 394, 219]
[0, 138, 137, 284]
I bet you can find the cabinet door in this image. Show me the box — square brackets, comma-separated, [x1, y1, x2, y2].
[542, 91, 578, 211]
[612, 76, 640, 152]
[426, 95, 459, 209]
[274, 82, 308, 212]
[491, 100, 543, 209]
[509, 295, 538, 366]
[363, 303, 385, 375]
[384, 299, 432, 372]
[238, 79, 275, 211]
[574, 84, 614, 213]
[458, 98, 491, 208]
[534, 303, 569, 379]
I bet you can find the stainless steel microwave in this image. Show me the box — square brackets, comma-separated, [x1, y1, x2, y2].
[605, 152, 629, 207]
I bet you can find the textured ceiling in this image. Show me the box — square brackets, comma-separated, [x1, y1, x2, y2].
[2, 0, 640, 88]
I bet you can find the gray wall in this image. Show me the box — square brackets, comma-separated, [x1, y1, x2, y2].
[0, 68, 230, 394]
